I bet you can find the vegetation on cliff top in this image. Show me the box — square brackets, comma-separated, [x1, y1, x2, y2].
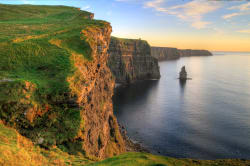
[0, 4, 110, 154]
[0, 121, 91, 165]
[90, 153, 250, 166]
[110, 36, 149, 46]
[0, 4, 249, 165]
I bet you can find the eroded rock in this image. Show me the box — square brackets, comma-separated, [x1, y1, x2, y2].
[108, 37, 160, 84]
[179, 66, 187, 80]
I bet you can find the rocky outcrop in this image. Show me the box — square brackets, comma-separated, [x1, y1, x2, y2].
[179, 66, 187, 80]
[108, 37, 160, 84]
[151, 47, 180, 61]
[72, 26, 125, 159]
[178, 49, 212, 57]
[151, 47, 212, 61]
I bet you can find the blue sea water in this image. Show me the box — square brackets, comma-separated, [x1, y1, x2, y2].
[113, 52, 250, 159]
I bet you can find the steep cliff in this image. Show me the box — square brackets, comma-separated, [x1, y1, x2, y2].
[108, 37, 160, 84]
[151, 47, 180, 60]
[0, 4, 124, 160]
[178, 49, 213, 57]
[151, 47, 212, 61]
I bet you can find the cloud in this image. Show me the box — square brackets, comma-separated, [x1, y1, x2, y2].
[223, 2, 250, 19]
[20, 0, 36, 4]
[81, 5, 90, 11]
[237, 29, 250, 34]
[144, 0, 221, 29]
[229, 2, 250, 11]
[223, 12, 240, 19]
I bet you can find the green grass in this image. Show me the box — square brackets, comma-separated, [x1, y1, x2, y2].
[88, 152, 250, 166]
[0, 120, 249, 166]
[0, 4, 106, 94]
[110, 36, 148, 46]
[1, 4, 250, 166]
[0, 121, 91, 165]
[0, 4, 110, 153]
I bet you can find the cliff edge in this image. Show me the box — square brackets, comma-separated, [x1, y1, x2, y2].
[0, 4, 125, 160]
[178, 49, 213, 57]
[108, 37, 160, 84]
[151, 47, 180, 60]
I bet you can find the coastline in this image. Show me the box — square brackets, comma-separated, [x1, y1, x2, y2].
[118, 123, 150, 153]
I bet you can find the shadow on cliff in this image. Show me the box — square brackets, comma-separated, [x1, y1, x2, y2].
[112, 80, 160, 113]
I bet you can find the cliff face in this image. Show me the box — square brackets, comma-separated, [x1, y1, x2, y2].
[108, 37, 160, 84]
[0, 5, 124, 160]
[151, 47, 180, 61]
[178, 49, 213, 57]
[151, 47, 212, 61]
[72, 26, 125, 159]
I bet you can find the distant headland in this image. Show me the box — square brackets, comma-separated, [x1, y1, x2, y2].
[151, 46, 213, 61]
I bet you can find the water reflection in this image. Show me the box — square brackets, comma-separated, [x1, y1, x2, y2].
[113, 53, 250, 159]
[113, 80, 159, 111]
[179, 79, 186, 93]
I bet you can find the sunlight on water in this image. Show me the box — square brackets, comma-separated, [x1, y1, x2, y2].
[113, 52, 250, 159]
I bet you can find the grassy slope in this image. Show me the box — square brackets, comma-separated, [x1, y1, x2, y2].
[0, 4, 103, 94]
[0, 4, 250, 166]
[1, 121, 249, 166]
[0, 4, 110, 152]
[0, 121, 91, 165]
[90, 153, 250, 166]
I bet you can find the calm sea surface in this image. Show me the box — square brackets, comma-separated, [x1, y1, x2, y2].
[113, 52, 250, 159]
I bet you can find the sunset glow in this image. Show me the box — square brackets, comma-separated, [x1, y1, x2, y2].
[2, 0, 250, 51]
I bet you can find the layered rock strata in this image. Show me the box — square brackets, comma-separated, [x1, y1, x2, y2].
[108, 37, 160, 84]
[151, 47, 180, 60]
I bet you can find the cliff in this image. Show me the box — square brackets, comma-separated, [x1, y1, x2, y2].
[108, 37, 160, 84]
[0, 4, 250, 166]
[151, 47, 180, 60]
[151, 47, 212, 61]
[178, 49, 213, 57]
[0, 4, 124, 160]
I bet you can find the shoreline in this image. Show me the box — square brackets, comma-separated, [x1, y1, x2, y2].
[118, 123, 150, 153]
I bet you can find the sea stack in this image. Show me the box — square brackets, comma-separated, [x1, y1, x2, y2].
[179, 66, 187, 80]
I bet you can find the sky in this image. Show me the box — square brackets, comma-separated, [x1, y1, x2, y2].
[1, 0, 250, 52]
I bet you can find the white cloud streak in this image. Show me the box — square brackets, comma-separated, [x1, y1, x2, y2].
[81, 5, 90, 10]
[144, 0, 221, 29]
[223, 2, 250, 19]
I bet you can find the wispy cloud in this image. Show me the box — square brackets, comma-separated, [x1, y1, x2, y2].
[223, 2, 250, 19]
[144, 0, 221, 29]
[223, 12, 240, 19]
[81, 5, 91, 11]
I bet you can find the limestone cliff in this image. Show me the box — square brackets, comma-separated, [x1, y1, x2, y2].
[70, 26, 125, 159]
[178, 49, 213, 57]
[0, 5, 125, 160]
[151, 47, 212, 61]
[151, 47, 180, 61]
[108, 37, 160, 84]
